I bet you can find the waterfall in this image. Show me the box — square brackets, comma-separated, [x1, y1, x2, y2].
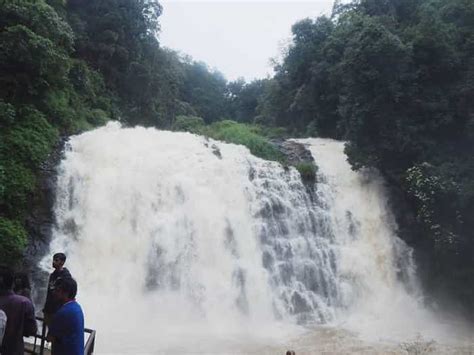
[39, 123, 453, 353]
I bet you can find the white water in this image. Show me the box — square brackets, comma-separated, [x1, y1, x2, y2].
[40, 124, 472, 353]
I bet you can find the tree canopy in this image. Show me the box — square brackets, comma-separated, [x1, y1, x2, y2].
[254, 0, 474, 316]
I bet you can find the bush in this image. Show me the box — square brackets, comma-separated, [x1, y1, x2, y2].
[0, 100, 16, 127]
[86, 108, 109, 126]
[295, 162, 317, 182]
[305, 121, 319, 137]
[205, 120, 284, 162]
[0, 161, 36, 218]
[4, 107, 58, 168]
[0, 217, 28, 266]
[254, 125, 289, 139]
[43, 89, 75, 129]
[172, 115, 205, 134]
[0, 163, 5, 201]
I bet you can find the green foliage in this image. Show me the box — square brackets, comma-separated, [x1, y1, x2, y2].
[295, 162, 317, 183]
[0, 217, 28, 267]
[0, 100, 16, 127]
[205, 120, 284, 162]
[43, 89, 75, 128]
[405, 164, 460, 243]
[4, 107, 58, 168]
[180, 61, 228, 123]
[254, 79, 288, 128]
[227, 79, 268, 123]
[0, 107, 57, 218]
[258, 16, 338, 134]
[0, 164, 5, 202]
[0, 161, 35, 218]
[86, 109, 109, 127]
[255, 125, 289, 140]
[305, 121, 319, 137]
[0, 24, 70, 100]
[0, 1, 74, 50]
[171, 117, 289, 161]
[172, 115, 205, 134]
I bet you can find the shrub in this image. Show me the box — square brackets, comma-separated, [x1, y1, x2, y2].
[0, 217, 28, 266]
[305, 121, 319, 137]
[0, 100, 16, 127]
[4, 107, 58, 168]
[254, 125, 289, 139]
[43, 89, 75, 129]
[86, 108, 109, 126]
[172, 115, 205, 134]
[0, 161, 36, 218]
[295, 162, 317, 182]
[205, 120, 284, 162]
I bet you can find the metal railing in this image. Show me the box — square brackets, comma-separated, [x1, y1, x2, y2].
[24, 316, 96, 355]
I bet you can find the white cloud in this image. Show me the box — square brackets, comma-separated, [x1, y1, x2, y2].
[159, 1, 334, 81]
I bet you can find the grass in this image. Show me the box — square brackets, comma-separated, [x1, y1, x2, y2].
[172, 117, 285, 162]
[295, 162, 317, 182]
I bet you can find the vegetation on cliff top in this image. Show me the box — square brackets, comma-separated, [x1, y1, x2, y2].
[172, 117, 285, 162]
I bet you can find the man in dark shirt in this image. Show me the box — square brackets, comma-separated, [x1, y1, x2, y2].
[0, 267, 37, 355]
[43, 253, 71, 326]
[47, 277, 84, 355]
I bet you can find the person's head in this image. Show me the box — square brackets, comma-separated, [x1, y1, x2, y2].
[0, 267, 14, 291]
[13, 272, 30, 288]
[53, 277, 77, 303]
[52, 253, 66, 270]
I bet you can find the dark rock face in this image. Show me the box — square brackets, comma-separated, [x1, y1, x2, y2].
[273, 140, 317, 188]
[386, 185, 421, 247]
[272, 139, 315, 166]
[24, 137, 67, 306]
[385, 183, 455, 314]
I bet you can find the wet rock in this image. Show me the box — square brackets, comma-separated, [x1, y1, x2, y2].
[271, 139, 314, 166]
[211, 144, 222, 159]
[24, 137, 67, 305]
[271, 139, 317, 186]
[248, 167, 256, 181]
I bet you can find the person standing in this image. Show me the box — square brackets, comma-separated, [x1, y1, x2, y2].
[0, 267, 37, 355]
[47, 277, 84, 355]
[43, 253, 71, 326]
[13, 272, 31, 299]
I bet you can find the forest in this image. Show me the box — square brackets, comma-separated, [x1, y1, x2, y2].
[0, 0, 472, 318]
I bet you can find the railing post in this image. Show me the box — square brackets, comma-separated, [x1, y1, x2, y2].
[89, 332, 95, 354]
[32, 316, 96, 355]
[84, 329, 96, 355]
[39, 319, 46, 355]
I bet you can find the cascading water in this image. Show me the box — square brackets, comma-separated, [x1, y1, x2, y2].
[39, 123, 471, 353]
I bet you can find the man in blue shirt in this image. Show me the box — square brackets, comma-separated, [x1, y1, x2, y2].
[47, 277, 84, 355]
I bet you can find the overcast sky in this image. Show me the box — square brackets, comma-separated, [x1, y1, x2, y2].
[159, 1, 334, 81]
